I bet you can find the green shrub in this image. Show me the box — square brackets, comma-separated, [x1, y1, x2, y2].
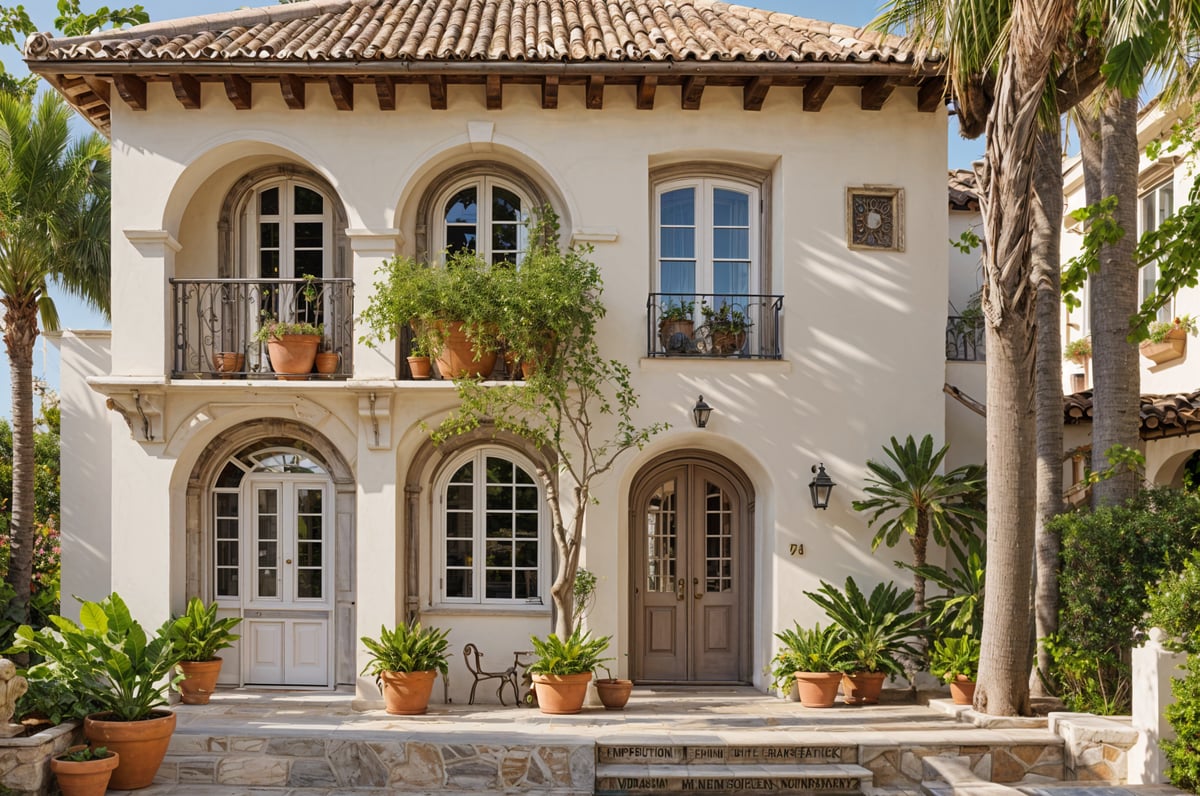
[1165, 655, 1200, 793]
[1149, 551, 1200, 655]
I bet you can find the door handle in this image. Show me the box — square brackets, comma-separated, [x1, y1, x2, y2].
[676, 578, 686, 601]
[694, 577, 702, 599]
[286, 559, 293, 565]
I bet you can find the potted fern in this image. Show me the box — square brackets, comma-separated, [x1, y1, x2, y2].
[773, 622, 849, 708]
[360, 620, 451, 715]
[527, 627, 611, 715]
[164, 598, 242, 705]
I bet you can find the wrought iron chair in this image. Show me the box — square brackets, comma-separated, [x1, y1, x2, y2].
[462, 643, 519, 706]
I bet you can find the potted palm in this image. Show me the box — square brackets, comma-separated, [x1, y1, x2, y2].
[804, 577, 922, 705]
[12, 593, 182, 790]
[773, 622, 849, 708]
[929, 635, 981, 705]
[164, 598, 242, 705]
[254, 315, 324, 378]
[527, 627, 611, 715]
[360, 620, 451, 715]
[51, 745, 119, 796]
[700, 300, 752, 355]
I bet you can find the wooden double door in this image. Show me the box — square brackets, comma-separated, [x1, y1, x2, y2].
[631, 456, 752, 683]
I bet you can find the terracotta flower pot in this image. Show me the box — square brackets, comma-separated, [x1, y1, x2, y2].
[840, 671, 886, 705]
[266, 334, 320, 379]
[315, 351, 341, 374]
[52, 746, 120, 796]
[711, 329, 747, 356]
[407, 355, 432, 380]
[595, 678, 633, 710]
[794, 671, 842, 708]
[532, 672, 593, 714]
[949, 675, 976, 706]
[659, 319, 695, 352]
[211, 352, 244, 374]
[433, 321, 497, 379]
[379, 669, 438, 715]
[84, 710, 176, 790]
[176, 658, 223, 705]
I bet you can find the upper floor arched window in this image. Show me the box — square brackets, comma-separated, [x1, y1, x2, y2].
[433, 175, 532, 265]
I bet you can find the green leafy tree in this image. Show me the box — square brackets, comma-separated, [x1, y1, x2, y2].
[851, 434, 983, 624]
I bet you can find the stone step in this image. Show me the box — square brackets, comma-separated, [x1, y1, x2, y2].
[594, 763, 872, 795]
[597, 742, 856, 766]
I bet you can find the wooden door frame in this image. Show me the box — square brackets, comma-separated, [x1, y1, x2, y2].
[628, 449, 755, 684]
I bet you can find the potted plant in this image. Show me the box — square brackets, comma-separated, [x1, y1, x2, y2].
[804, 577, 922, 705]
[658, 299, 696, 353]
[253, 314, 324, 378]
[360, 620, 451, 715]
[929, 634, 980, 705]
[406, 333, 433, 380]
[700, 300, 752, 355]
[772, 622, 849, 708]
[526, 627, 611, 715]
[315, 341, 341, 375]
[593, 663, 633, 710]
[211, 350, 244, 375]
[1140, 314, 1197, 364]
[164, 597, 242, 705]
[12, 593, 182, 790]
[1063, 337, 1091, 365]
[51, 745, 119, 796]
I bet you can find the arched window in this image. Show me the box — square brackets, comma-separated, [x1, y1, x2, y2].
[239, 177, 333, 282]
[435, 447, 547, 607]
[433, 175, 532, 265]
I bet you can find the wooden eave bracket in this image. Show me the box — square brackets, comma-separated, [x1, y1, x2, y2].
[112, 73, 146, 110]
[223, 74, 251, 109]
[860, 77, 894, 111]
[586, 74, 604, 109]
[171, 73, 201, 109]
[743, 76, 771, 111]
[541, 75, 559, 109]
[681, 75, 705, 110]
[637, 75, 657, 110]
[802, 76, 834, 112]
[280, 74, 306, 109]
[328, 75, 353, 110]
[917, 76, 946, 113]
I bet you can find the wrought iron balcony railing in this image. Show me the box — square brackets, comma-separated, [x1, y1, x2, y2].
[170, 278, 354, 379]
[946, 315, 985, 361]
[646, 293, 784, 359]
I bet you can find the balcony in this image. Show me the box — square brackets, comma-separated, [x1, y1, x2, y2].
[646, 293, 784, 359]
[946, 315, 985, 361]
[170, 278, 354, 379]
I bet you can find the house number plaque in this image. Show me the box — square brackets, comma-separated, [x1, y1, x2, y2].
[789, 543, 805, 557]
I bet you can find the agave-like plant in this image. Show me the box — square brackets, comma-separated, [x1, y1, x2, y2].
[360, 620, 451, 677]
[804, 577, 923, 677]
[526, 627, 611, 676]
[774, 622, 849, 673]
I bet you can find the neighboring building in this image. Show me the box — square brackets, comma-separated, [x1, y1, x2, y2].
[1061, 100, 1200, 493]
[944, 168, 985, 472]
[31, 0, 951, 703]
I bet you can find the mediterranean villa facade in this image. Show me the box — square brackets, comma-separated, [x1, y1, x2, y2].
[30, 0, 960, 705]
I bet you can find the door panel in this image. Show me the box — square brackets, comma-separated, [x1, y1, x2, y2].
[245, 620, 284, 683]
[288, 620, 329, 685]
[637, 471, 688, 681]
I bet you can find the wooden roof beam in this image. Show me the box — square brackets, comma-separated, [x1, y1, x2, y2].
[742, 76, 771, 111]
[328, 75, 353, 110]
[428, 75, 447, 110]
[918, 77, 946, 112]
[486, 74, 502, 110]
[171, 74, 201, 109]
[280, 74, 306, 109]
[860, 77, 894, 111]
[112, 73, 147, 111]
[586, 74, 604, 109]
[637, 75, 657, 110]
[541, 75, 558, 109]
[681, 76, 705, 110]
[375, 77, 396, 110]
[802, 76, 833, 112]
[81, 76, 110, 105]
[224, 75, 251, 109]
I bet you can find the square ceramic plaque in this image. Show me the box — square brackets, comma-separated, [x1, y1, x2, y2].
[846, 186, 904, 251]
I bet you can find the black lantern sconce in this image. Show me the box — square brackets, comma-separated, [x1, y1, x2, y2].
[809, 463, 836, 510]
[692, 395, 713, 429]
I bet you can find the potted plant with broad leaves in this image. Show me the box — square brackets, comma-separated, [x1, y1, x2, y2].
[804, 577, 922, 705]
[527, 627, 611, 715]
[52, 745, 119, 796]
[929, 635, 980, 705]
[253, 314, 324, 378]
[699, 300, 752, 356]
[164, 597, 242, 705]
[11, 593, 182, 791]
[360, 620, 450, 715]
[772, 622, 849, 708]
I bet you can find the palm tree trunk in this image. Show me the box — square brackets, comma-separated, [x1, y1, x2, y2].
[1090, 92, 1140, 507]
[3, 298, 40, 640]
[974, 0, 1072, 717]
[1031, 124, 1064, 696]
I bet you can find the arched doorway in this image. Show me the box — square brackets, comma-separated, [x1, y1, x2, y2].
[629, 451, 754, 684]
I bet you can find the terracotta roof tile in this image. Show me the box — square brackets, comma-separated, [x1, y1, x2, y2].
[1064, 389, 1200, 440]
[949, 168, 978, 211]
[25, 0, 938, 66]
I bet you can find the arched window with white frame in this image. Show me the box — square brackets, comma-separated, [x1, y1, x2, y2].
[434, 176, 531, 265]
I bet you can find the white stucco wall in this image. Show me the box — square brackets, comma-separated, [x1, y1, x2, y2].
[73, 77, 948, 699]
[948, 209, 982, 315]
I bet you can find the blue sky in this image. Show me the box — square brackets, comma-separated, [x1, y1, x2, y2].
[0, 0, 984, 420]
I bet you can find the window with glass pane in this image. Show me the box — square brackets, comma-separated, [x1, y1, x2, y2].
[646, 482, 677, 593]
[441, 450, 542, 605]
[704, 482, 733, 593]
[295, 488, 323, 599]
[1140, 181, 1175, 323]
[246, 179, 331, 323]
[441, 178, 528, 265]
[256, 488, 279, 599]
[214, 491, 240, 597]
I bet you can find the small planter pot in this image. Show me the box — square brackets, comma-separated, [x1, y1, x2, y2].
[52, 746, 120, 796]
[84, 709, 176, 790]
[211, 352, 244, 374]
[407, 355, 432, 380]
[794, 671, 842, 708]
[267, 334, 320, 379]
[840, 671, 886, 705]
[379, 670, 438, 715]
[532, 672, 593, 714]
[1140, 330, 1187, 365]
[315, 351, 341, 375]
[711, 329, 747, 356]
[594, 678, 633, 710]
[176, 658, 223, 705]
[949, 675, 976, 706]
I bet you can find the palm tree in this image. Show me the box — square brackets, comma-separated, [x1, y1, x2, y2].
[852, 434, 983, 622]
[0, 91, 110, 631]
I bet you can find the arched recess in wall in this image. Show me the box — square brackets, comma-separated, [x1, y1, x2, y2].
[404, 426, 555, 620]
[184, 418, 356, 687]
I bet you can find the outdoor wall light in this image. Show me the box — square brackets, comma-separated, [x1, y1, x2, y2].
[809, 463, 836, 510]
[692, 395, 713, 428]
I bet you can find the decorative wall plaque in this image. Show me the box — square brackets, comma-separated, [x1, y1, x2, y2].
[846, 186, 905, 252]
